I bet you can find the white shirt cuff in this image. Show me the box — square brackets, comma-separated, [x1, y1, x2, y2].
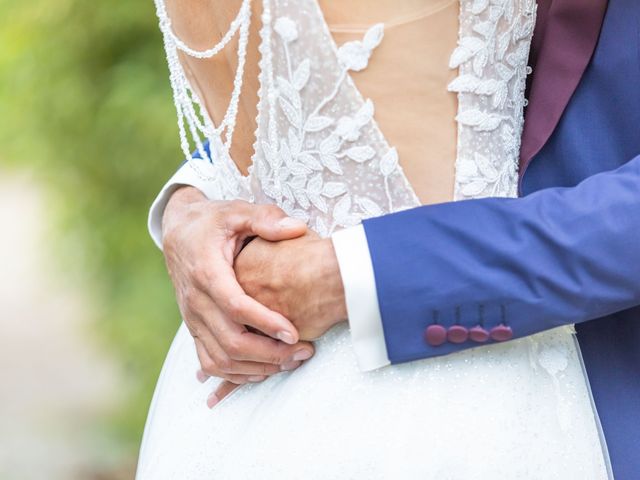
[147, 160, 221, 250]
[332, 224, 390, 371]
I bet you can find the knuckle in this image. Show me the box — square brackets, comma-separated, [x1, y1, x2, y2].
[225, 296, 244, 321]
[225, 338, 243, 358]
[266, 353, 282, 365]
[228, 376, 248, 385]
[214, 203, 236, 225]
[201, 358, 217, 375]
[185, 321, 201, 339]
[193, 268, 213, 290]
[212, 203, 229, 219]
[261, 204, 284, 219]
[227, 199, 247, 212]
[216, 355, 233, 373]
[183, 288, 200, 308]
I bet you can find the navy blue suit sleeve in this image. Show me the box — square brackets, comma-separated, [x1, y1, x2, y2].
[363, 155, 640, 364]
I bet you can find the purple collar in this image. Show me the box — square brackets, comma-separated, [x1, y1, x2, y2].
[519, 0, 608, 174]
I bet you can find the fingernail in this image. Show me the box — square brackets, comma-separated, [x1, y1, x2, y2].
[293, 349, 313, 361]
[207, 392, 220, 409]
[277, 330, 296, 345]
[248, 375, 266, 382]
[278, 217, 306, 229]
[280, 361, 302, 371]
[196, 370, 208, 383]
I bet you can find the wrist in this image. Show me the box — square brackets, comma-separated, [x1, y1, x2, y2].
[165, 185, 206, 212]
[162, 186, 206, 241]
[316, 238, 347, 324]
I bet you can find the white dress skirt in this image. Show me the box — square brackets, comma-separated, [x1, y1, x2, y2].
[137, 323, 609, 479]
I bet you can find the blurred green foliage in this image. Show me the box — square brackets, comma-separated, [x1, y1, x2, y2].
[0, 0, 183, 454]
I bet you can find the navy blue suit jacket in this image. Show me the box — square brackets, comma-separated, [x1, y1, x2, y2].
[364, 1, 640, 477]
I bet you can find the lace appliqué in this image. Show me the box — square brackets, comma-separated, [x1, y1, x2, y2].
[256, 16, 399, 235]
[448, 0, 537, 200]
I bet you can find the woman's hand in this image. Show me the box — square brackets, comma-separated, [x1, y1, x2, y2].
[162, 187, 316, 406]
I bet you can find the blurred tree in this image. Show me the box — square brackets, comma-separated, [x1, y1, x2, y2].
[0, 0, 183, 457]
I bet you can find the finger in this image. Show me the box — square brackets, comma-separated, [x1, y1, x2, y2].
[229, 292, 303, 343]
[198, 367, 259, 386]
[225, 201, 307, 242]
[195, 333, 283, 377]
[187, 295, 301, 372]
[187, 278, 298, 348]
[196, 369, 209, 383]
[204, 267, 299, 344]
[208, 381, 240, 408]
[194, 337, 221, 379]
[218, 329, 315, 365]
[194, 338, 248, 381]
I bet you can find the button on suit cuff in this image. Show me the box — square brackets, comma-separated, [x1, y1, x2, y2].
[331, 224, 390, 371]
[147, 159, 221, 250]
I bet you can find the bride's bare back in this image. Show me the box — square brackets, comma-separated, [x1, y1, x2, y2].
[164, 0, 459, 204]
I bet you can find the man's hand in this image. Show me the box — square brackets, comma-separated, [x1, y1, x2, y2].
[235, 232, 348, 341]
[162, 187, 316, 406]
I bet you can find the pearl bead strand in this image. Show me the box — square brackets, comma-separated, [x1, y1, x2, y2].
[154, 0, 253, 180]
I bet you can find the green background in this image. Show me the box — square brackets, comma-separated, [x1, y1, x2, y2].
[1, 0, 183, 473]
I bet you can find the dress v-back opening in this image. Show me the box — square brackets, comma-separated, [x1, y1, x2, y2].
[167, 0, 460, 206]
[158, 0, 537, 226]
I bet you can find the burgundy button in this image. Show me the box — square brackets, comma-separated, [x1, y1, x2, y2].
[490, 324, 513, 342]
[424, 324, 447, 346]
[447, 325, 469, 343]
[469, 325, 490, 343]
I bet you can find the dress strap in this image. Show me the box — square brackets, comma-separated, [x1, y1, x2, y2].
[154, 0, 253, 172]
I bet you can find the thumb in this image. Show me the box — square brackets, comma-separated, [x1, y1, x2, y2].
[250, 205, 307, 241]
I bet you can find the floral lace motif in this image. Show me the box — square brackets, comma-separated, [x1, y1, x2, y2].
[253, 9, 414, 236]
[249, 0, 537, 235]
[448, 0, 537, 200]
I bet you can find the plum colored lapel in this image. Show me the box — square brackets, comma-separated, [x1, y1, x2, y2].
[519, 0, 609, 174]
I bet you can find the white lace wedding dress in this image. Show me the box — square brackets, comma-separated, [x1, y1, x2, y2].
[137, 0, 612, 478]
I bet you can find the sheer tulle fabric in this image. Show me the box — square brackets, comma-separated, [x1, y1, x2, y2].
[137, 1, 610, 478]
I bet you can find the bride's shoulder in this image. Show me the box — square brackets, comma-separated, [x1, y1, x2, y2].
[163, 0, 243, 64]
[159, 0, 260, 170]
[164, 0, 240, 22]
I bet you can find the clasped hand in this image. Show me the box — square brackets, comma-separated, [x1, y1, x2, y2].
[162, 187, 346, 407]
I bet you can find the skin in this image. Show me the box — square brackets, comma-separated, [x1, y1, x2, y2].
[235, 232, 347, 342]
[163, 186, 346, 407]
